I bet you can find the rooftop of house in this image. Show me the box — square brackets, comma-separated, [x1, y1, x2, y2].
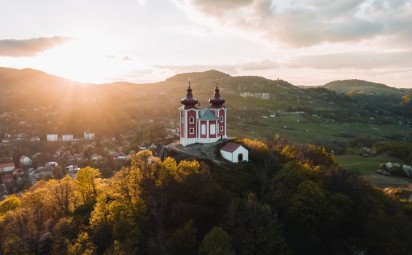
[220, 142, 242, 153]
[0, 163, 16, 173]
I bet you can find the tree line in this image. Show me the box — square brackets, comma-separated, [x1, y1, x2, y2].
[1, 138, 412, 254]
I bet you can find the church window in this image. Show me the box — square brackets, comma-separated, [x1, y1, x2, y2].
[201, 124, 206, 135]
[220, 116, 224, 122]
[210, 124, 216, 135]
[189, 116, 194, 124]
[220, 126, 223, 132]
[189, 128, 194, 134]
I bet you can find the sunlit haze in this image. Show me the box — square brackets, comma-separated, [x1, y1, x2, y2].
[1, 0, 412, 87]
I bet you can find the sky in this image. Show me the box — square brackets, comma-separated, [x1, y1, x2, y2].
[0, 0, 412, 87]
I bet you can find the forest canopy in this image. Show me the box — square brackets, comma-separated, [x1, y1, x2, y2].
[1, 139, 412, 255]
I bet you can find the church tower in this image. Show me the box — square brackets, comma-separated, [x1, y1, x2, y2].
[208, 84, 227, 140]
[179, 83, 227, 146]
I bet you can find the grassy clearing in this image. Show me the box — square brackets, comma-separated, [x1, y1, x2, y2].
[229, 114, 410, 145]
[335, 154, 412, 188]
[229, 113, 412, 189]
[335, 154, 397, 175]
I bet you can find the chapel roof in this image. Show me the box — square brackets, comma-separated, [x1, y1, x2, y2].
[220, 142, 243, 153]
[199, 109, 218, 120]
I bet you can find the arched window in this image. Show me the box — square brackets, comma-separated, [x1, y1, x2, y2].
[189, 116, 194, 124]
[210, 124, 216, 135]
[201, 124, 206, 135]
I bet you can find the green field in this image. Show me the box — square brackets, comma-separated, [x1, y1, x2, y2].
[335, 154, 412, 188]
[229, 114, 410, 144]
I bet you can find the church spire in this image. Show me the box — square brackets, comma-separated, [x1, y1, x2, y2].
[181, 82, 198, 109]
[209, 82, 225, 108]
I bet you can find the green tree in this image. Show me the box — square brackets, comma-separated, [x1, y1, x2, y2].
[200, 227, 234, 255]
[228, 194, 289, 255]
[168, 220, 198, 255]
[53, 165, 65, 179]
[75, 167, 101, 203]
[68, 232, 96, 255]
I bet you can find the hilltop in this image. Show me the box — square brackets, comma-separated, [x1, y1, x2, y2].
[166, 70, 230, 82]
[1, 140, 412, 255]
[0, 67, 411, 143]
[0, 67, 412, 191]
[323, 79, 410, 96]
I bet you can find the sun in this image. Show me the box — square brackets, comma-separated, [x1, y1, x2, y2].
[36, 37, 130, 83]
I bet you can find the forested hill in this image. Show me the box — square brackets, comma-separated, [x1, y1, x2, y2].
[323, 79, 410, 96]
[0, 67, 411, 139]
[1, 139, 411, 254]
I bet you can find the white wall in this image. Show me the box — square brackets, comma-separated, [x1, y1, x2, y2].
[220, 145, 249, 163]
[84, 132, 95, 140]
[47, 134, 58, 141]
[220, 150, 233, 162]
[62, 135, 74, 141]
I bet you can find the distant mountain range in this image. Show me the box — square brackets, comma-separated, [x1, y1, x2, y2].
[0, 67, 409, 96]
[0, 67, 411, 138]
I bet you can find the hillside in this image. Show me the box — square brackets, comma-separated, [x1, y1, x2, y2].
[323, 79, 409, 96]
[1, 141, 412, 255]
[165, 70, 230, 82]
[0, 67, 411, 145]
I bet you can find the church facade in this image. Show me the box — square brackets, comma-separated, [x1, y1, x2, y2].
[179, 84, 227, 146]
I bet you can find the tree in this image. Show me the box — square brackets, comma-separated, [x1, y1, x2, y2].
[0, 195, 21, 216]
[46, 176, 76, 216]
[68, 232, 96, 255]
[75, 167, 101, 203]
[228, 194, 289, 255]
[200, 227, 234, 255]
[53, 166, 65, 179]
[286, 180, 335, 254]
[168, 220, 198, 255]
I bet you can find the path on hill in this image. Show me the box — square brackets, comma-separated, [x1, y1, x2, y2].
[165, 139, 228, 165]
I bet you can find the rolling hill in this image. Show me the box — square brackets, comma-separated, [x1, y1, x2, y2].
[323, 79, 410, 96]
[0, 67, 411, 145]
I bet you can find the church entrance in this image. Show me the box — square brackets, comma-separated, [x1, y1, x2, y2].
[238, 153, 243, 162]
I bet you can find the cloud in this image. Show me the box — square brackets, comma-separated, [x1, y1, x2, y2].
[122, 55, 133, 61]
[0, 36, 70, 57]
[136, 0, 148, 6]
[155, 59, 278, 74]
[288, 51, 412, 70]
[155, 64, 239, 75]
[173, 0, 412, 47]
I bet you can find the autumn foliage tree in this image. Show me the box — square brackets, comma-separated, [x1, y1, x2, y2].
[0, 144, 411, 255]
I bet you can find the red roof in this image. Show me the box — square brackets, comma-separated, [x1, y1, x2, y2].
[221, 142, 242, 153]
[0, 163, 15, 173]
[0, 163, 15, 168]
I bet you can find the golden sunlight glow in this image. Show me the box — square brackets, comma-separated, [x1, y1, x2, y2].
[38, 38, 133, 83]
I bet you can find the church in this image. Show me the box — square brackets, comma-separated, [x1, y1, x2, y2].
[179, 83, 227, 146]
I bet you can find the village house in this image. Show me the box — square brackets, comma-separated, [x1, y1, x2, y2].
[0, 183, 8, 198]
[0, 163, 17, 192]
[62, 134, 74, 142]
[67, 165, 80, 178]
[0, 163, 15, 174]
[47, 134, 58, 142]
[84, 132, 95, 140]
[35, 166, 54, 180]
[19, 156, 32, 167]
